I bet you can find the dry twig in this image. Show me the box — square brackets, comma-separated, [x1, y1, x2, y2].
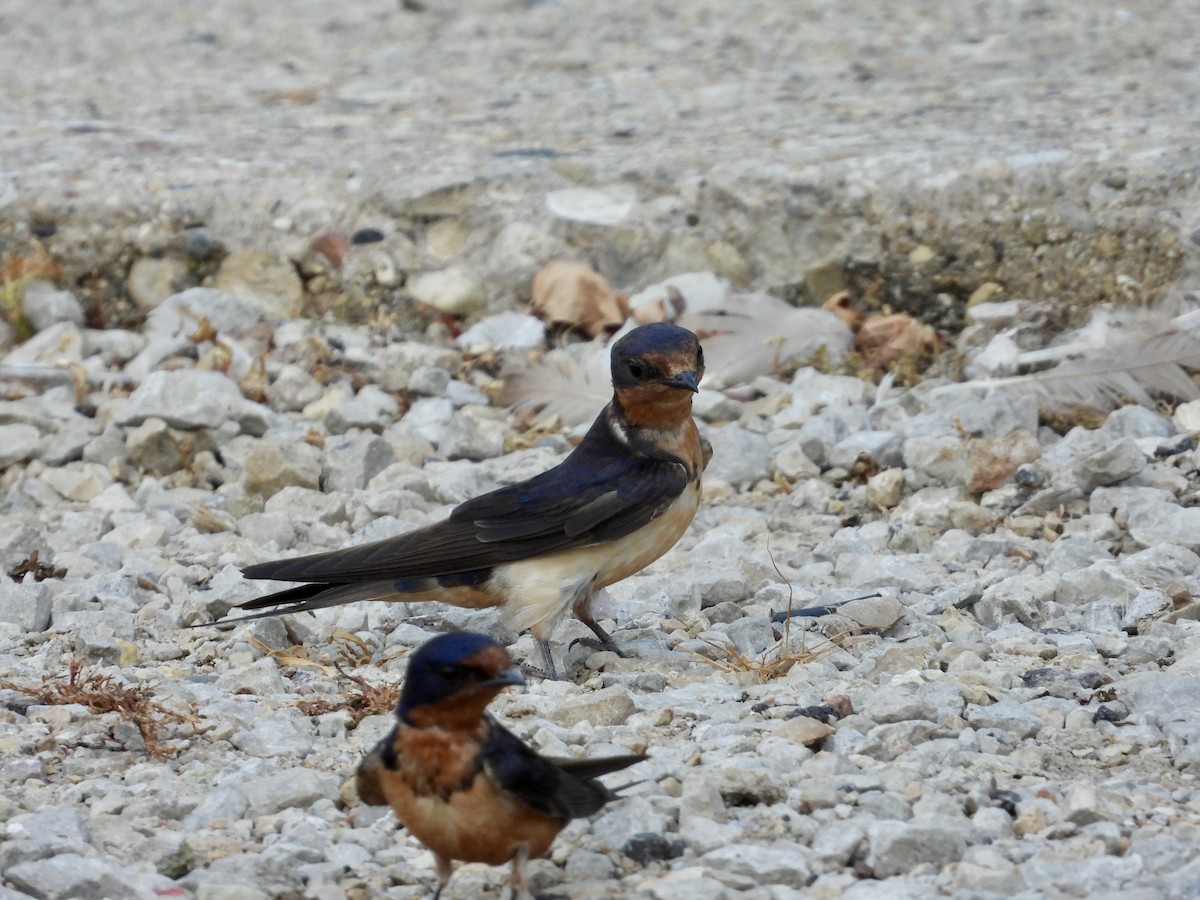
[247, 632, 407, 728]
[296, 664, 402, 728]
[0, 659, 197, 758]
[682, 543, 854, 683]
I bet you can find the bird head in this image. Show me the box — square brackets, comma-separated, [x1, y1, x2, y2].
[610, 323, 705, 427]
[398, 632, 524, 728]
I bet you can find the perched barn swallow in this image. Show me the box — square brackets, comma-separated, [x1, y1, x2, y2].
[225, 322, 710, 677]
[357, 632, 645, 899]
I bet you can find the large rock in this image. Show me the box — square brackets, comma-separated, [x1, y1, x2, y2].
[214, 249, 304, 319]
[20, 281, 84, 331]
[241, 441, 323, 499]
[1126, 503, 1200, 551]
[407, 267, 486, 316]
[5, 854, 175, 900]
[703, 424, 770, 487]
[0, 581, 53, 632]
[238, 769, 342, 816]
[700, 844, 814, 888]
[0, 423, 41, 467]
[118, 369, 273, 434]
[126, 256, 189, 312]
[2, 322, 84, 367]
[865, 821, 966, 877]
[321, 434, 395, 492]
[1120, 673, 1200, 729]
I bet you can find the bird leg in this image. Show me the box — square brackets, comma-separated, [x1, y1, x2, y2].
[432, 854, 453, 900]
[570, 594, 628, 657]
[538, 639, 560, 678]
[508, 844, 531, 900]
[515, 641, 559, 682]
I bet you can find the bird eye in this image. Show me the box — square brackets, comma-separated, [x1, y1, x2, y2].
[436, 664, 467, 684]
[697, 347, 704, 368]
[627, 360, 646, 379]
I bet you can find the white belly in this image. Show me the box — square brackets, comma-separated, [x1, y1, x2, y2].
[496, 481, 701, 639]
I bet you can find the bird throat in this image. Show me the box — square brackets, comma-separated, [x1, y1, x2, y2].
[614, 385, 694, 430]
[404, 689, 504, 731]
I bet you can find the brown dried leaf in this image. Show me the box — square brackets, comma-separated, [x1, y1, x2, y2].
[196, 341, 233, 373]
[187, 315, 219, 345]
[530, 259, 629, 338]
[8, 550, 66, 582]
[1, 245, 61, 285]
[266, 86, 323, 105]
[822, 290, 866, 332]
[310, 232, 351, 270]
[329, 629, 403, 669]
[240, 355, 269, 403]
[855, 312, 943, 369]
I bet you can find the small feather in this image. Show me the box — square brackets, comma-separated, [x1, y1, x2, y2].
[944, 303, 1200, 411]
[502, 294, 856, 423]
[501, 339, 611, 426]
[682, 293, 853, 389]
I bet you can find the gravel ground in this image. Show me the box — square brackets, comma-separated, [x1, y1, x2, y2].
[3, 0, 1199, 322]
[4, 0, 1198, 218]
[4, 1, 1200, 899]
[3, 282, 1200, 899]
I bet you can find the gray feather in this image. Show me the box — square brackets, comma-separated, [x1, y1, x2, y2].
[944, 303, 1200, 411]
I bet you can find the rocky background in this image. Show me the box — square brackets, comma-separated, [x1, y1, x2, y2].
[2, 0, 1200, 898]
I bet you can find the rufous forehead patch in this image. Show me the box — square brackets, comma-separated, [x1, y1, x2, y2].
[642, 348, 698, 374]
[459, 643, 513, 676]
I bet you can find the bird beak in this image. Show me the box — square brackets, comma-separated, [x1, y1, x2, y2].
[661, 370, 700, 392]
[484, 667, 526, 689]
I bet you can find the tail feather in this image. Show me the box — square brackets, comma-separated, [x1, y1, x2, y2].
[552, 753, 647, 781]
[216, 581, 404, 625]
[236, 582, 335, 611]
[554, 752, 649, 817]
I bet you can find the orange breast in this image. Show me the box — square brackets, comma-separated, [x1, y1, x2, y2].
[377, 760, 563, 866]
[592, 478, 701, 587]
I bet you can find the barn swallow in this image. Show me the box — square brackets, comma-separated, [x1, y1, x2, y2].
[356, 632, 645, 899]
[224, 322, 710, 677]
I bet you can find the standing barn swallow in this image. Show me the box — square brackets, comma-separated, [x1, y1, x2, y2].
[357, 632, 645, 899]
[225, 322, 710, 677]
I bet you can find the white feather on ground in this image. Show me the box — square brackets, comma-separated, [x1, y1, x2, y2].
[941, 300, 1200, 410]
[501, 338, 612, 427]
[503, 294, 854, 425]
[681, 293, 853, 390]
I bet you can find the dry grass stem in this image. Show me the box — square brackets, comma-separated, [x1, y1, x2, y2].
[296, 664, 402, 728]
[248, 630, 406, 676]
[682, 541, 859, 683]
[247, 633, 407, 728]
[682, 627, 844, 684]
[0, 659, 197, 758]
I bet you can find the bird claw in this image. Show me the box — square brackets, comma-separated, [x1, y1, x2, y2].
[518, 660, 559, 681]
[568, 636, 628, 657]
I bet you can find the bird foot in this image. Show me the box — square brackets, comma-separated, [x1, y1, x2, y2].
[518, 660, 559, 681]
[569, 636, 629, 657]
